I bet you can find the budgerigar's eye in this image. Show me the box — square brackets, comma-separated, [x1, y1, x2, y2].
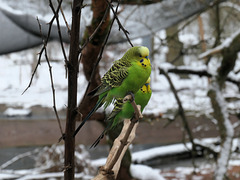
[140, 59, 144, 63]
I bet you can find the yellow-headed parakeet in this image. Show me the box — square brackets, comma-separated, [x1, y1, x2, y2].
[74, 46, 151, 137]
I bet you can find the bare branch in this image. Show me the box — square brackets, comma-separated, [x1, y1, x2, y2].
[105, 0, 133, 47]
[49, 0, 69, 78]
[44, 46, 64, 136]
[159, 68, 197, 168]
[199, 28, 240, 59]
[22, 15, 64, 136]
[159, 66, 240, 89]
[22, 0, 65, 94]
[21, 18, 44, 95]
[57, 0, 71, 35]
[79, 4, 110, 52]
[39, 17, 64, 136]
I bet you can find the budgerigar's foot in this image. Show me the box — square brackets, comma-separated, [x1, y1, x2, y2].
[127, 91, 135, 102]
[130, 116, 139, 123]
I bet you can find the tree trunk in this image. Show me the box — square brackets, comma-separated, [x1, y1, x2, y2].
[64, 0, 82, 179]
[208, 26, 240, 180]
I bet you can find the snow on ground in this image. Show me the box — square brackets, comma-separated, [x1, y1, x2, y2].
[91, 138, 239, 166]
[3, 108, 31, 117]
[132, 143, 192, 163]
[1, 139, 240, 179]
[131, 164, 165, 180]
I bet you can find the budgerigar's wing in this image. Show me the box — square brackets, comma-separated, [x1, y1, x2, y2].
[108, 59, 131, 73]
[91, 67, 129, 96]
[88, 60, 131, 97]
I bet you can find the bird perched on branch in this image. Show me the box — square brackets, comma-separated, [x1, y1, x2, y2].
[90, 77, 152, 148]
[74, 46, 151, 137]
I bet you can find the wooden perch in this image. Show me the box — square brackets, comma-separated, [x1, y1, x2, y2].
[93, 94, 142, 180]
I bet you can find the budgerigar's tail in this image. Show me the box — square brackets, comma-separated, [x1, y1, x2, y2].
[73, 94, 106, 137]
[88, 85, 99, 97]
[90, 130, 106, 148]
[90, 122, 112, 148]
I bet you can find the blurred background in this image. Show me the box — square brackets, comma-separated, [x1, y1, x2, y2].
[1, 0, 240, 179]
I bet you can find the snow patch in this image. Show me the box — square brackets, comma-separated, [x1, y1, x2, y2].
[130, 164, 165, 180]
[132, 143, 192, 163]
[3, 108, 31, 117]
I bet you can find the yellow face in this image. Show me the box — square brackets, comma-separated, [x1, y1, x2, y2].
[140, 77, 151, 93]
[136, 46, 151, 69]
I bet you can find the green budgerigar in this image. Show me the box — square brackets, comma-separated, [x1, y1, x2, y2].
[90, 77, 152, 148]
[74, 46, 151, 137]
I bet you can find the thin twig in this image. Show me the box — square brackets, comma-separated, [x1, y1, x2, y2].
[0, 148, 40, 169]
[159, 68, 197, 168]
[37, 17, 64, 136]
[79, 3, 110, 52]
[45, 49, 64, 135]
[22, 0, 63, 135]
[49, 0, 68, 62]
[49, 0, 69, 79]
[23, 3, 65, 135]
[105, 0, 133, 47]
[57, 0, 71, 34]
[22, 47, 43, 95]
[22, 0, 63, 94]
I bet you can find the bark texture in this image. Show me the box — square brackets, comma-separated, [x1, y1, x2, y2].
[78, 0, 110, 120]
[64, 0, 82, 179]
